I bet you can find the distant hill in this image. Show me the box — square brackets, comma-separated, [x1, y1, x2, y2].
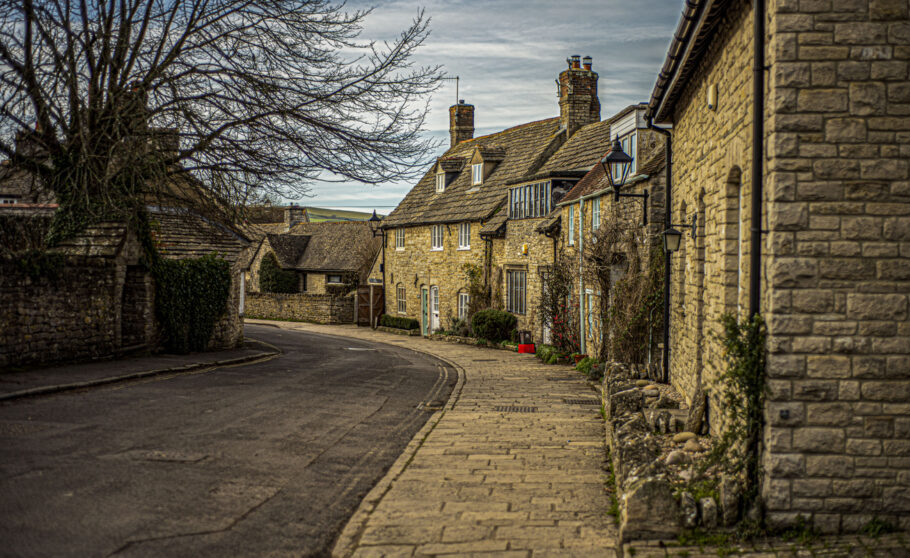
[305, 207, 380, 222]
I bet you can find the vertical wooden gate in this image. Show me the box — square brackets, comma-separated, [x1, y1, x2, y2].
[356, 285, 384, 327]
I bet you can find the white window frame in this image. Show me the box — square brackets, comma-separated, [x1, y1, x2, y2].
[506, 269, 527, 315]
[435, 173, 446, 193]
[395, 228, 405, 250]
[397, 285, 407, 314]
[327, 274, 343, 284]
[613, 132, 637, 183]
[472, 163, 483, 185]
[592, 197, 601, 231]
[508, 182, 551, 219]
[458, 292, 470, 320]
[431, 225, 444, 251]
[568, 205, 575, 245]
[458, 222, 471, 250]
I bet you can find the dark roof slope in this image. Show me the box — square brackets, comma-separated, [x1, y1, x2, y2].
[151, 208, 250, 263]
[560, 150, 666, 204]
[536, 119, 611, 176]
[382, 118, 562, 227]
[266, 233, 310, 268]
[287, 221, 380, 272]
[50, 222, 130, 258]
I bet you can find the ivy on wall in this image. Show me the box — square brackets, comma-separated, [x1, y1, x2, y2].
[259, 252, 299, 293]
[153, 253, 231, 353]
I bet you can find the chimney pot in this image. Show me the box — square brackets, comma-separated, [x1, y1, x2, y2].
[582, 56, 592, 70]
[571, 55, 581, 69]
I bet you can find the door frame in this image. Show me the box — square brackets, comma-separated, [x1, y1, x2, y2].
[421, 287, 429, 336]
[430, 285, 440, 333]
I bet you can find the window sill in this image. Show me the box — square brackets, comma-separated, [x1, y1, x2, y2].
[395, 247, 405, 251]
[430, 248, 443, 252]
[457, 247, 471, 251]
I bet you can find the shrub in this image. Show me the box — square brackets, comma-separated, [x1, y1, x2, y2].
[575, 356, 604, 381]
[259, 252, 299, 293]
[154, 254, 231, 353]
[537, 344, 558, 364]
[447, 317, 472, 337]
[379, 314, 420, 330]
[471, 309, 517, 343]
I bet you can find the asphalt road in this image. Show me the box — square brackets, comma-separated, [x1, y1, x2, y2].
[0, 324, 455, 557]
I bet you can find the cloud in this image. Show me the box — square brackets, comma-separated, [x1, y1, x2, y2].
[295, 0, 684, 211]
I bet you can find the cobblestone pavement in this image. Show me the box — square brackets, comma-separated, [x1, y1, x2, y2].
[247, 320, 618, 557]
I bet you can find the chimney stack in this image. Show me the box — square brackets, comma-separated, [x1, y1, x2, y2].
[285, 204, 307, 230]
[558, 54, 600, 138]
[449, 100, 474, 148]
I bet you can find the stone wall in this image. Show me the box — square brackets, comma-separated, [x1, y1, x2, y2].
[668, 0, 755, 417]
[244, 291, 354, 324]
[0, 258, 123, 368]
[501, 217, 558, 341]
[760, 0, 910, 532]
[209, 270, 244, 349]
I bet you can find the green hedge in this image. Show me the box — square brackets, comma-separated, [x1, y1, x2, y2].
[471, 309, 517, 343]
[380, 314, 420, 330]
[259, 252, 299, 293]
[154, 254, 231, 353]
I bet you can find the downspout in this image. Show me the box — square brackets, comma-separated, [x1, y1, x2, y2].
[647, 117, 672, 383]
[750, 0, 765, 319]
[380, 230, 387, 326]
[578, 199, 585, 355]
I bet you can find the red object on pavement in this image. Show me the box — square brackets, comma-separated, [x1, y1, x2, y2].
[518, 343, 535, 354]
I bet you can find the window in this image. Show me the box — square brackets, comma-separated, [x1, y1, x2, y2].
[613, 132, 637, 183]
[397, 284, 406, 313]
[506, 269, 527, 315]
[458, 292, 470, 320]
[592, 197, 601, 231]
[302, 273, 308, 292]
[435, 173, 446, 193]
[458, 222, 470, 249]
[472, 163, 483, 185]
[431, 225, 444, 250]
[327, 274, 343, 284]
[395, 228, 405, 250]
[568, 205, 575, 245]
[509, 181, 551, 219]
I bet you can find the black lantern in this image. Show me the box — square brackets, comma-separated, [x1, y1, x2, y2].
[600, 139, 633, 200]
[662, 227, 683, 253]
[368, 209, 382, 237]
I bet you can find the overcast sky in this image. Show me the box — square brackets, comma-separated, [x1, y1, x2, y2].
[297, 0, 685, 213]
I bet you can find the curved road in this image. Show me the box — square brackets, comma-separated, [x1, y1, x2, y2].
[0, 324, 455, 557]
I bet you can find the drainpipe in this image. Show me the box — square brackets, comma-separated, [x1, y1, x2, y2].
[578, 199, 585, 355]
[750, 0, 765, 319]
[380, 231, 386, 326]
[647, 116, 672, 383]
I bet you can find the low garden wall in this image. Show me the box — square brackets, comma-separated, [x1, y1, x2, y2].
[245, 291, 354, 324]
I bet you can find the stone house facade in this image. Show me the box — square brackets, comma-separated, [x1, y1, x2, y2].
[650, 0, 910, 532]
[555, 104, 668, 359]
[382, 55, 622, 341]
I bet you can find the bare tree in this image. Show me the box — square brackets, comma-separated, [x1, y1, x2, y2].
[0, 0, 442, 240]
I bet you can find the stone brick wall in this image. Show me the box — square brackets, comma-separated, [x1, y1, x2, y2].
[760, 0, 910, 532]
[244, 291, 354, 324]
[0, 258, 122, 368]
[501, 217, 558, 341]
[209, 270, 244, 348]
[668, 0, 755, 418]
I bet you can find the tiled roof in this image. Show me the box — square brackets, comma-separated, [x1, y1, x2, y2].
[536, 119, 612, 176]
[438, 157, 466, 173]
[266, 233, 310, 268]
[535, 209, 562, 235]
[382, 118, 563, 227]
[479, 208, 508, 237]
[150, 208, 250, 263]
[49, 222, 129, 258]
[287, 221, 380, 272]
[560, 150, 666, 204]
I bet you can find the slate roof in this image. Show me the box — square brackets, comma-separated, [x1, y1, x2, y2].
[50, 222, 130, 258]
[150, 208, 251, 263]
[382, 118, 562, 228]
[535, 119, 612, 177]
[286, 221, 380, 272]
[266, 233, 310, 268]
[560, 150, 667, 204]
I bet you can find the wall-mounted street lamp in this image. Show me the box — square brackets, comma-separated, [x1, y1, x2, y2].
[600, 139, 649, 226]
[662, 213, 697, 253]
[368, 210, 386, 326]
[368, 209, 382, 237]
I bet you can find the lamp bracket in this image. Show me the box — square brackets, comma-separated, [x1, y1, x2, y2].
[615, 189, 649, 226]
[669, 213, 698, 239]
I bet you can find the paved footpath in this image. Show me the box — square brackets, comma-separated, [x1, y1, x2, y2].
[248, 320, 617, 557]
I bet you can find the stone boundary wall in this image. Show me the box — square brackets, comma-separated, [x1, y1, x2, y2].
[244, 291, 354, 324]
[0, 258, 122, 368]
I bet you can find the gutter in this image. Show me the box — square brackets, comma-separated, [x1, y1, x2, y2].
[650, 0, 712, 123]
[578, 197, 585, 355]
[646, 117, 672, 384]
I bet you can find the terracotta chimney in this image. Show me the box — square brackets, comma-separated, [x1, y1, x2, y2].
[558, 55, 600, 138]
[449, 100, 474, 148]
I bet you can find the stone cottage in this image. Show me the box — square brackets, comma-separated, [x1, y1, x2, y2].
[381, 55, 625, 341]
[649, 0, 910, 532]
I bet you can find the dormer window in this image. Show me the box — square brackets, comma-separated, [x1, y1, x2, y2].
[472, 163, 483, 185]
[436, 173, 446, 193]
[613, 132, 637, 182]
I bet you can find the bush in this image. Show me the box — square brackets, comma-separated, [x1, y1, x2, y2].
[537, 344, 558, 364]
[447, 317, 472, 337]
[379, 314, 420, 330]
[575, 356, 604, 381]
[259, 252, 299, 293]
[154, 254, 231, 353]
[471, 309, 517, 343]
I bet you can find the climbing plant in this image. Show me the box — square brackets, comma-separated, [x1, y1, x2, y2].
[463, 263, 491, 319]
[153, 253, 232, 354]
[538, 255, 579, 355]
[259, 252, 299, 293]
[700, 313, 767, 521]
